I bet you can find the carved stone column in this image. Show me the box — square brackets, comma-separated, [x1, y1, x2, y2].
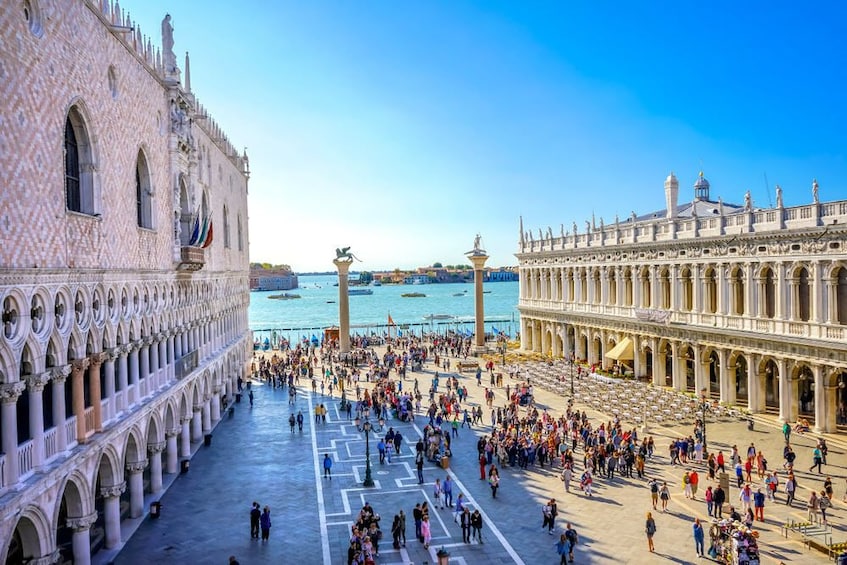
[148, 441, 166, 493]
[166, 332, 175, 381]
[165, 428, 180, 474]
[67, 512, 99, 565]
[1, 382, 26, 486]
[51, 366, 71, 452]
[670, 341, 682, 390]
[191, 405, 203, 442]
[71, 360, 89, 442]
[718, 349, 733, 405]
[128, 344, 140, 405]
[211, 388, 221, 422]
[102, 350, 117, 423]
[88, 354, 103, 431]
[117, 346, 129, 412]
[138, 339, 151, 399]
[126, 460, 148, 518]
[202, 396, 212, 433]
[26, 372, 50, 468]
[100, 482, 126, 548]
[180, 417, 191, 457]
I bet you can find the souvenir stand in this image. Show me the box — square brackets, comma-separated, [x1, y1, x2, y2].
[708, 519, 760, 565]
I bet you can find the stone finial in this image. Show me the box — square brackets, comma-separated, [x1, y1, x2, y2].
[184, 51, 191, 92]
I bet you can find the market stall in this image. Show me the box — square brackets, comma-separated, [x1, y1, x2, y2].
[708, 520, 760, 565]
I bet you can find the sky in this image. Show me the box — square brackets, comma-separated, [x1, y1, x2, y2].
[129, 1, 847, 272]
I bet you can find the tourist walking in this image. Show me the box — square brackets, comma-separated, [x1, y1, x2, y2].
[555, 533, 570, 565]
[563, 522, 578, 562]
[753, 488, 765, 521]
[471, 509, 484, 543]
[489, 468, 500, 499]
[645, 512, 656, 553]
[713, 485, 726, 518]
[705, 486, 714, 517]
[649, 478, 659, 510]
[810, 445, 823, 473]
[323, 454, 332, 479]
[561, 463, 573, 493]
[819, 490, 831, 524]
[259, 506, 272, 541]
[443, 476, 453, 507]
[421, 515, 432, 549]
[692, 518, 705, 558]
[398, 509, 407, 547]
[659, 482, 670, 512]
[460, 507, 471, 543]
[413, 503, 423, 540]
[250, 501, 261, 539]
[785, 474, 797, 506]
[433, 478, 443, 509]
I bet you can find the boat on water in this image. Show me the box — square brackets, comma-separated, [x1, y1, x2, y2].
[452, 291, 467, 296]
[423, 314, 453, 321]
[401, 292, 426, 298]
[348, 288, 373, 296]
[372, 281, 382, 286]
[326, 300, 336, 304]
[268, 293, 301, 300]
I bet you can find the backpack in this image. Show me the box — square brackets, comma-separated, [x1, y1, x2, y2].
[650, 482, 658, 493]
[565, 528, 577, 544]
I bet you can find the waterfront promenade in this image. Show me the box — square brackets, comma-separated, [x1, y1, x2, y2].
[104, 348, 845, 564]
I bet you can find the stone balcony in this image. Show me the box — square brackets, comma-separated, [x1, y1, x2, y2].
[178, 246, 205, 271]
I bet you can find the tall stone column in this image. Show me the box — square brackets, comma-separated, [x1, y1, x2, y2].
[67, 513, 98, 565]
[117, 347, 129, 412]
[148, 442, 166, 493]
[89, 354, 103, 432]
[718, 349, 733, 405]
[191, 405, 203, 441]
[139, 341, 150, 399]
[211, 388, 221, 422]
[202, 397, 212, 433]
[103, 351, 116, 423]
[150, 337, 161, 390]
[333, 257, 353, 354]
[51, 366, 70, 452]
[1, 382, 26, 486]
[467, 244, 490, 354]
[165, 428, 180, 474]
[670, 341, 682, 390]
[128, 345, 140, 405]
[166, 333, 175, 382]
[180, 418, 191, 457]
[71, 360, 89, 442]
[126, 460, 147, 518]
[26, 373, 50, 469]
[100, 482, 126, 548]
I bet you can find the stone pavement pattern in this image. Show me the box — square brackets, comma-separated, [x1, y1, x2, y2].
[106, 349, 845, 564]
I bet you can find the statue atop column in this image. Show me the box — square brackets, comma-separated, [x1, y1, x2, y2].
[812, 179, 820, 203]
[776, 185, 784, 208]
[468, 233, 486, 255]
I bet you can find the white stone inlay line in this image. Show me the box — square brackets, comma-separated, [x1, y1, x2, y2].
[309, 390, 332, 564]
[411, 422, 525, 565]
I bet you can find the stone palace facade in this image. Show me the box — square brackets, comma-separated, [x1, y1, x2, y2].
[517, 172, 847, 433]
[0, 2, 251, 563]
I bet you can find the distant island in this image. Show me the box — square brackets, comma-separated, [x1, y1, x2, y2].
[255, 262, 518, 286]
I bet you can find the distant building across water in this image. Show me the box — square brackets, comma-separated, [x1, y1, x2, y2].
[250, 267, 299, 291]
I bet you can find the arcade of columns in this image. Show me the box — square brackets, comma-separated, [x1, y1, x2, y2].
[518, 258, 847, 433]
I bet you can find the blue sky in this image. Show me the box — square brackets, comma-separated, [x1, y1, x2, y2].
[130, 1, 846, 272]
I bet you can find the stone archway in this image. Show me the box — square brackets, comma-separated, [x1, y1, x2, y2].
[794, 364, 815, 422]
[730, 352, 750, 408]
[4, 510, 52, 564]
[761, 358, 780, 412]
[55, 473, 95, 563]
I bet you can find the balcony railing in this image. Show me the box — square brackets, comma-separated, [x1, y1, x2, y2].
[44, 427, 58, 460]
[18, 439, 34, 478]
[65, 417, 77, 448]
[84, 407, 95, 437]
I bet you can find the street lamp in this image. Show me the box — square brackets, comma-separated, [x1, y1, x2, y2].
[355, 415, 384, 487]
[700, 388, 708, 454]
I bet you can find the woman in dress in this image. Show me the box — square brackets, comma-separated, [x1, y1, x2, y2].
[659, 482, 671, 512]
[421, 515, 432, 549]
[645, 511, 656, 552]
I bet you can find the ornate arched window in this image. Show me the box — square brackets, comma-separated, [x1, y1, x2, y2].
[136, 150, 153, 229]
[64, 106, 96, 215]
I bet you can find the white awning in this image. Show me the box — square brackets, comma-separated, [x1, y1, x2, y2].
[605, 337, 634, 361]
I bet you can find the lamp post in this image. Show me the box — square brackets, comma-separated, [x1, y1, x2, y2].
[355, 415, 384, 487]
[700, 388, 708, 454]
[569, 359, 575, 396]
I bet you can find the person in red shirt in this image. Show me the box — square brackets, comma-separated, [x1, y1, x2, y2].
[717, 451, 726, 473]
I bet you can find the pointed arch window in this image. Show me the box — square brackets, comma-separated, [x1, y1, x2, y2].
[237, 215, 244, 251]
[64, 107, 97, 215]
[223, 206, 231, 248]
[136, 150, 153, 229]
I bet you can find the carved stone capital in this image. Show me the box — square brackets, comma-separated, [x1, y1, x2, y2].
[103, 349, 120, 363]
[126, 460, 148, 473]
[166, 427, 181, 438]
[181, 416, 193, 425]
[26, 372, 51, 393]
[30, 550, 61, 565]
[89, 352, 105, 369]
[147, 441, 167, 454]
[0, 381, 27, 402]
[193, 403, 204, 413]
[72, 358, 90, 374]
[51, 365, 72, 383]
[99, 481, 127, 498]
[66, 512, 98, 532]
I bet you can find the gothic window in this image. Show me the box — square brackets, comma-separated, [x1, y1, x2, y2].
[223, 206, 231, 249]
[763, 267, 776, 318]
[659, 268, 671, 309]
[640, 267, 651, 308]
[623, 268, 633, 307]
[237, 215, 244, 251]
[592, 270, 601, 304]
[608, 271, 617, 306]
[64, 107, 96, 215]
[135, 150, 153, 229]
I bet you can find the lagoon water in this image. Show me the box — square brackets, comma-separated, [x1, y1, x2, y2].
[248, 274, 519, 340]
